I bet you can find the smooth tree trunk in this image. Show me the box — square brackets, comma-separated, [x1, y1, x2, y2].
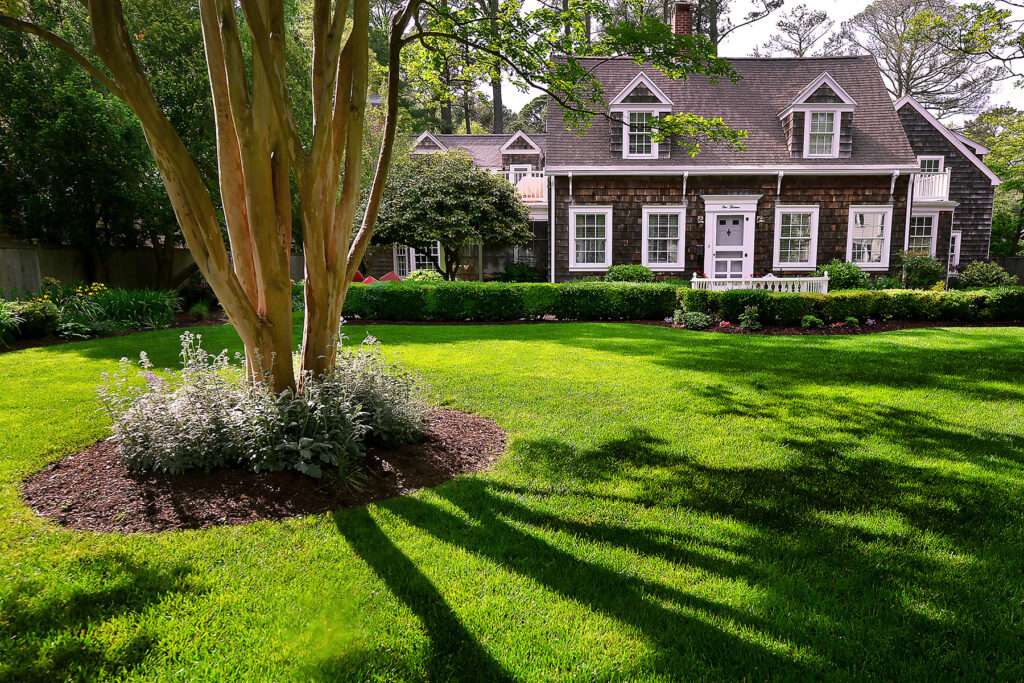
[0, 0, 416, 392]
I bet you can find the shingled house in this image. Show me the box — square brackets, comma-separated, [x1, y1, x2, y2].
[379, 1, 998, 284]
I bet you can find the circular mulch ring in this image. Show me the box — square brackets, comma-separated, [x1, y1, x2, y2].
[21, 409, 505, 534]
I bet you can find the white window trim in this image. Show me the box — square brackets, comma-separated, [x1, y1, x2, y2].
[569, 206, 613, 271]
[773, 204, 820, 271]
[949, 230, 962, 267]
[619, 109, 668, 160]
[846, 205, 894, 270]
[917, 155, 945, 173]
[803, 110, 841, 158]
[509, 164, 532, 184]
[393, 242, 443, 276]
[641, 205, 687, 270]
[907, 211, 939, 256]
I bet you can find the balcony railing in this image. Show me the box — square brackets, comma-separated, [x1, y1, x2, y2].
[501, 169, 547, 204]
[691, 272, 830, 293]
[914, 170, 951, 201]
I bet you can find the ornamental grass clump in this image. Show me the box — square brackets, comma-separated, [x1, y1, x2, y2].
[97, 332, 427, 478]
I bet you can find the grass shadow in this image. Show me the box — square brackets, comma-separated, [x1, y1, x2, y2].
[0, 552, 198, 683]
[330, 506, 515, 682]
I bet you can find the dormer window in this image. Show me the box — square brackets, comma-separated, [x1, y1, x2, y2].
[806, 112, 838, 157]
[626, 111, 656, 158]
[609, 71, 673, 160]
[779, 72, 856, 159]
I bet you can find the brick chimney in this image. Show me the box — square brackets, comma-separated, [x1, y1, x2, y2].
[673, 1, 694, 36]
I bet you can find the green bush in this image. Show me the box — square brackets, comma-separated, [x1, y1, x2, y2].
[956, 260, 1017, 288]
[873, 276, 904, 290]
[718, 290, 773, 323]
[818, 290, 876, 322]
[674, 310, 713, 330]
[90, 289, 178, 329]
[738, 306, 762, 332]
[801, 315, 824, 329]
[406, 269, 444, 282]
[772, 293, 818, 326]
[189, 301, 211, 320]
[12, 299, 59, 339]
[678, 288, 721, 316]
[844, 316, 860, 329]
[814, 260, 869, 290]
[895, 251, 946, 290]
[604, 264, 655, 283]
[496, 262, 542, 283]
[0, 301, 24, 346]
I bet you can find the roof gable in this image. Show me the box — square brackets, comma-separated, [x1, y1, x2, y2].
[788, 72, 857, 108]
[894, 95, 1001, 186]
[500, 131, 543, 155]
[413, 131, 447, 153]
[610, 72, 673, 107]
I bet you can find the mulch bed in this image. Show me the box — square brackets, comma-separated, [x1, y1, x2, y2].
[21, 409, 505, 534]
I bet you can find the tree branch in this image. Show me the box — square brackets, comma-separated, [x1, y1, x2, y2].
[0, 14, 125, 102]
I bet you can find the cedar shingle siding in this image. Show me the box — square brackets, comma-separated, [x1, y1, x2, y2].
[897, 105, 995, 263]
[553, 174, 910, 281]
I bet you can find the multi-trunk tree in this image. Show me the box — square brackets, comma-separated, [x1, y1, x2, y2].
[0, 0, 745, 392]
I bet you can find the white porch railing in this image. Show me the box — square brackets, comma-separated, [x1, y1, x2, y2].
[691, 272, 830, 293]
[501, 170, 547, 204]
[914, 170, 951, 201]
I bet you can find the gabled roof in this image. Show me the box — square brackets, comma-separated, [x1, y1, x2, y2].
[545, 56, 916, 170]
[894, 95, 1002, 186]
[410, 133, 548, 167]
[609, 71, 674, 107]
[499, 131, 543, 155]
[783, 72, 857, 114]
[412, 131, 447, 153]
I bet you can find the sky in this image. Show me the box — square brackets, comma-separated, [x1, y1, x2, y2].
[501, 0, 1024, 120]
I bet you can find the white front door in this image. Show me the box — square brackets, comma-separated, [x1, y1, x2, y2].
[706, 212, 754, 278]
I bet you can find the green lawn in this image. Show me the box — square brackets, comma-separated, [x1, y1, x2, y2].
[2, 321, 1023, 681]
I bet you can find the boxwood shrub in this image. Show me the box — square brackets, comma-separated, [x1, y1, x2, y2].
[680, 286, 1024, 324]
[339, 281, 679, 322]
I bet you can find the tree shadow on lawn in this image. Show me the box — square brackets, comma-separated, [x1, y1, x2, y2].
[0, 552, 199, 683]
[328, 506, 516, 682]
[330, 412, 1024, 680]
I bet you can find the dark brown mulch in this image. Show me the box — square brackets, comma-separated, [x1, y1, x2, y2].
[21, 409, 505, 534]
[0, 311, 230, 355]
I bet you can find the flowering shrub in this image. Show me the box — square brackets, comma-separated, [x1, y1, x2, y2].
[407, 269, 445, 282]
[97, 332, 427, 477]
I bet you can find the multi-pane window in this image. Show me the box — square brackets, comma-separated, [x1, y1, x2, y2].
[919, 157, 943, 174]
[627, 112, 654, 157]
[570, 209, 612, 269]
[414, 242, 440, 271]
[807, 112, 836, 156]
[778, 213, 812, 264]
[394, 242, 441, 277]
[908, 215, 935, 254]
[642, 207, 685, 268]
[848, 208, 891, 266]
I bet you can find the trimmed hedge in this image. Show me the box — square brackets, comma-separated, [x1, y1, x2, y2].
[679, 287, 1024, 324]
[340, 281, 680, 322]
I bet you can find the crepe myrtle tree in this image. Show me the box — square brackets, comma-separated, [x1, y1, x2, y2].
[0, 0, 745, 392]
[374, 149, 533, 280]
